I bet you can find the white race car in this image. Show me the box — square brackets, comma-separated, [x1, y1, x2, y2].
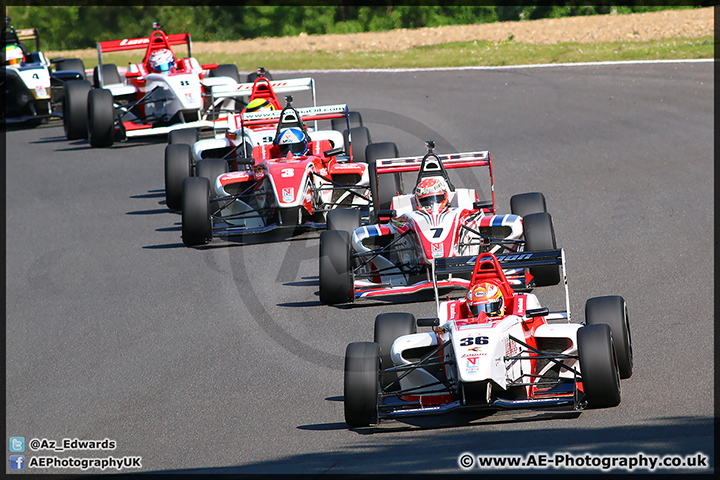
[343, 249, 634, 427]
[3, 17, 86, 125]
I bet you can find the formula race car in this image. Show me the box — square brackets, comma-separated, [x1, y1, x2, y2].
[179, 97, 373, 246]
[163, 75, 368, 210]
[318, 141, 560, 305]
[3, 17, 86, 125]
[60, 22, 250, 147]
[343, 249, 634, 427]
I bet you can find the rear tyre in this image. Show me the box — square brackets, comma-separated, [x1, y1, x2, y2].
[585, 296, 633, 379]
[326, 208, 360, 235]
[210, 64, 240, 83]
[374, 313, 417, 391]
[344, 342, 380, 427]
[92, 63, 121, 88]
[522, 212, 560, 286]
[56, 58, 86, 80]
[181, 177, 212, 246]
[87, 88, 115, 147]
[246, 70, 273, 83]
[366, 142, 401, 213]
[165, 144, 193, 210]
[578, 324, 621, 408]
[63, 79, 92, 140]
[344, 126, 372, 164]
[168, 128, 199, 146]
[196, 158, 229, 214]
[510, 192, 547, 217]
[319, 230, 353, 305]
[332, 111, 363, 131]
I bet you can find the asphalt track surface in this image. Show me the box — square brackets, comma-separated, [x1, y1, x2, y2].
[5, 60, 714, 474]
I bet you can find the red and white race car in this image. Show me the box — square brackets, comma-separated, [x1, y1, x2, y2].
[179, 97, 374, 246]
[343, 249, 634, 427]
[163, 75, 369, 210]
[319, 141, 561, 304]
[60, 23, 249, 147]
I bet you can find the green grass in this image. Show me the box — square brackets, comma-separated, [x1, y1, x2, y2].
[66, 36, 714, 71]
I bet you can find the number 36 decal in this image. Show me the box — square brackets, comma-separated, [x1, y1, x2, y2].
[460, 336, 489, 346]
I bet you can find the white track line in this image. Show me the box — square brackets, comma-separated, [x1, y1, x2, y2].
[271, 58, 713, 74]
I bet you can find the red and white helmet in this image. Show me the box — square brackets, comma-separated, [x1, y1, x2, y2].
[415, 176, 449, 212]
[148, 48, 175, 73]
[466, 281, 505, 317]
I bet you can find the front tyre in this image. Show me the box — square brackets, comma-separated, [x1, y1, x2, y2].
[165, 143, 193, 210]
[585, 296, 633, 379]
[578, 324, 621, 408]
[87, 88, 115, 147]
[319, 230, 353, 305]
[181, 177, 212, 246]
[326, 208, 360, 235]
[344, 126, 372, 164]
[344, 342, 380, 427]
[63, 80, 92, 140]
[366, 142, 401, 213]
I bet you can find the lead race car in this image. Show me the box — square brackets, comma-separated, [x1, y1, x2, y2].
[179, 96, 374, 246]
[319, 141, 561, 305]
[3, 17, 86, 125]
[343, 248, 634, 427]
[61, 22, 251, 147]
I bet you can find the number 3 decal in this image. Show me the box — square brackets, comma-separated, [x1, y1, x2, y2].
[281, 168, 294, 178]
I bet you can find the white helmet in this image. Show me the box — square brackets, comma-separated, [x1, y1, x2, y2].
[148, 48, 175, 73]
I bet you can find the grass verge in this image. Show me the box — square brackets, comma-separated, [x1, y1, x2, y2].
[57, 36, 713, 71]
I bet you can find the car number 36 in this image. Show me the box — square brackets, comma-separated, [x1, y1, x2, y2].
[460, 336, 489, 346]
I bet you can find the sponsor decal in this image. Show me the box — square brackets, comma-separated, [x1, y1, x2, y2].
[35, 86, 47, 97]
[282, 187, 294, 203]
[431, 242, 444, 258]
[466, 357, 479, 373]
[119, 38, 150, 46]
[184, 93, 195, 103]
[461, 352, 487, 358]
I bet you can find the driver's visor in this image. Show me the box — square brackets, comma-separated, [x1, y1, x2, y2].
[418, 193, 445, 209]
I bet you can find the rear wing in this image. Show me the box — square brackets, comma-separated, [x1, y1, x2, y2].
[97, 33, 192, 55]
[15, 28, 40, 52]
[433, 248, 571, 322]
[226, 104, 349, 133]
[210, 77, 316, 100]
[375, 151, 491, 175]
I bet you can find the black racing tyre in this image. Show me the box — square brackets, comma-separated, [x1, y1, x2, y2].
[92, 63, 121, 88]
[343, 126, 372, 164]
[165, 144, 193, 210]
[87, 87, 115, 148]
[326, 208, 361, 235]
[332, 111, 363, 132]
[366, 142, 401, 213]
[344, 342, 380, 427]
[510, 192, 547, 217]
[246, 70, 273, 83]
[578, 324, 621, 408]
[63, 79, 92, 140]
[522, 212, 560, 286]
[374, 313, 417, 391]
[181, 176, 212, 246]
[196, 158, 229, 214]
[585, 296, 633, 379]
[56, 58, 86, 80]
[210, 64, 240, 83]
[319, 230, 353, 305]
[168, 128, 199, 146]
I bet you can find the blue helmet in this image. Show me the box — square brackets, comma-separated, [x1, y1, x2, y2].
[277, 127, 308, 155]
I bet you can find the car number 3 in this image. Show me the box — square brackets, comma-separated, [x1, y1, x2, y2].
[281, 168, 294, 177]
[460, 336, 489, 346]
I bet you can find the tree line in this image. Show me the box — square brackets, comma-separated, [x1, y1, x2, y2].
[5, 4, 707, 51]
